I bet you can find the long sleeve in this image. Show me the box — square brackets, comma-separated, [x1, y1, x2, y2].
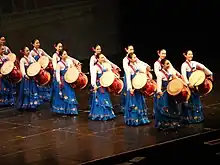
[194, 61, 212, 75]
[181, 63, 189, 84]
[154, 61, 161, 78]
[89, 55, 96, 75]
[105, 57, 119, 69]
[123, 57, 129, 72]
[125, 69, 132, 91]
[52, 54, 57, 70]
[91, 66, 97, 87]
[136, 57, 149, 67]
[56, 64, 61, 82]
[29, 56, 36, 63]
[19, 58, 26, 77]
[29, 50, 35, 58]
[42, 50, 52, 60]
[156, 73, 163, 93]
[68, 56, 79, 65]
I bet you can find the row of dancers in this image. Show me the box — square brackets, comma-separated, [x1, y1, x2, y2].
[0, 35, 213, 129]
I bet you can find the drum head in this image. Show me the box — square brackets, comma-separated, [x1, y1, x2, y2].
[100, 71, 115, 87]
[8, 53, 16, 62]
[1, 61, 14, 75]
[27, 62, 41, 77]
[64, 66, 79, 83]
[102, 62, 112, 71]
[189, 70, 205, 86]
[132, 73, 148, 89]
[167, 78, 184, 96]
[38, 56, 49, 69]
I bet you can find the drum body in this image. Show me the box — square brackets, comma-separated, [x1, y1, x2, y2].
[140, 79, 156, 97]
[189, 70, 213, 95]
[108, 78, 123, 95]
[38, 56, 53, 74]
[167, 78, 191, 103]
[34, 69, 51, 86]
[1, 61, 22, 83]
[27, 62, 51, 86]
[197, 78, 212, 95]
[70, 72, 88, 89]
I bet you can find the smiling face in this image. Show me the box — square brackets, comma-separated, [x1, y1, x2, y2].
[95, 45, 101, 55]
[0, 37, 6, 45]
[23, 47, 30, 56]
[97, 54, 105, 64]
[184, 50, 193, 61]
[158, 49, 166, 59]
[33, 39, 40, 49]
[127, 45, 134, 54]
[55, 43, 63, 52]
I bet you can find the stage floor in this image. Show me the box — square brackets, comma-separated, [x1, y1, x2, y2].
[0, 79, 220, 164]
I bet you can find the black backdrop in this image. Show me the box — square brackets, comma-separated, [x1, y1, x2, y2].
[119, 0, 220, 72]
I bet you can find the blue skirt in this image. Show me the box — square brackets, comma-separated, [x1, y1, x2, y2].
[37, 84, 51, 102]
[181, 91, 204, 124]
[89, 87, 116, 121]
[124, 90, 150, 126]
[17, 78, 41, 110]
[0, 78, 15, 106]
[154, 91, 181, 129]
[120, 75, 127, 113]
[51, 79, 78, 115]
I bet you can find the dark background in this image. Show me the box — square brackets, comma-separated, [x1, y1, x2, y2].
[1, 0, 219, 72]
[119, 0, 219, 72]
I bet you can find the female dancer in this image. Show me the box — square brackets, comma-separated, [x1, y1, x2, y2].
[154, 58, 182, 129]
[124, 53, 150, 126]
[52, 42, 81, 71]
[121, 45, 151, 113]
[30, 38, 52, 102]
[181, 50, 213, 124]
[154, 49, 180, 78]
[17, 46, 41, 110]
[0, 44, 15, 106]
[51, 49, 78, 115]
[89, 44, 120, 109]
[89, 53, 116, 120]
[0, 35, 11, 55]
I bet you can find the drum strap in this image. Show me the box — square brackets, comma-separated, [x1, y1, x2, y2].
[185, 61, 193, 72]
[96, 63, 103, 73]
[157, 60, 162, 67]
[129, 64, 136, 73]
[60, 60, 67, 67]
[95, 63, 105, 93]
[23, 56, 29, 64]
[33, 48, 41, 57]
[160, 69, 170, 81]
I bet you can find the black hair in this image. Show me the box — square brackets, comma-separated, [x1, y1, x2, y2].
[31, 38, 39, 45]
[54, 42, 62, 47]
[157, 48, 166, 54]
[183, 50, 192, 56]
[161, 58, 168, 65]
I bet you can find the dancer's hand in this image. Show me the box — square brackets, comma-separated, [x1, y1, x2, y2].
[130, 89, 135, 95]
